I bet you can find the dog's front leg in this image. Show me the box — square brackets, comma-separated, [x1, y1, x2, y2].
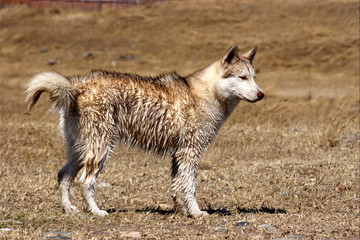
[171, 150, 209, 218]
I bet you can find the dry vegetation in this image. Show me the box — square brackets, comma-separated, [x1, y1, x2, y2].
[0, 0, 359, 239]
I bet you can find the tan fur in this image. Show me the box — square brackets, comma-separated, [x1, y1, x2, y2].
[25, 45, 264, 217]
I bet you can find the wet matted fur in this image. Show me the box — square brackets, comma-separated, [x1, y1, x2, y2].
[25, 45, 264, 217]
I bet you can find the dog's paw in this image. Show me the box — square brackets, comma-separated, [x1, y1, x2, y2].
[64, 205, 80, 214]
[92, 209, 109, 217]
[191, 210, 209, 218]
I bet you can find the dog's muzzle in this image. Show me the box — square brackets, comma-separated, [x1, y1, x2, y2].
[245, 91, 264, 103]
[257, 91, 264, 100]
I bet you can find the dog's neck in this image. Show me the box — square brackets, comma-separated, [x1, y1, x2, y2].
[186, 61, 241, 119]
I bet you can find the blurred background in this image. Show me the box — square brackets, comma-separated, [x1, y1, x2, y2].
[0, 0, 359, 239]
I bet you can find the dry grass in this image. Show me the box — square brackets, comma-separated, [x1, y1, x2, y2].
[0, 0, 359, 239]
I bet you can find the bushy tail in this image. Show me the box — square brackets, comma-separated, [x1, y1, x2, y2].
[25, 72, 76, 112]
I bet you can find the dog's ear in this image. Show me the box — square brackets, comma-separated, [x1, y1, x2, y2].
[221, 45, 239, 68]
[241, 45, 258, 63]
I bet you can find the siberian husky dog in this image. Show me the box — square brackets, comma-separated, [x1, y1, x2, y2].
[26, 45, 264, 217]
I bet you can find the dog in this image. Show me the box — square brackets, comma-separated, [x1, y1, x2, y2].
[25, 45, 264, 217]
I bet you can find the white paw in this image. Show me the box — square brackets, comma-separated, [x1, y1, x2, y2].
[191, 210, 209, 218]
[92, 209, 109, 217]
[64, 205, 80, 214]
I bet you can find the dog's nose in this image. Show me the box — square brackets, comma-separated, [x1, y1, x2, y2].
[257, 91, 264, 100]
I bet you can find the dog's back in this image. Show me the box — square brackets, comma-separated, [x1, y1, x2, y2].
[67, 70, 202, 156]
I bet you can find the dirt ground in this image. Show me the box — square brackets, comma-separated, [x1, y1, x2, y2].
[0, 0, 359, 239]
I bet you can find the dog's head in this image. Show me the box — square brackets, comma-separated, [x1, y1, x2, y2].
[216, 45, 264, 103]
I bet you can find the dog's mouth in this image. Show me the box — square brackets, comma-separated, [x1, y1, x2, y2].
[240, 95, 264, 103]
[245, 98, 261, 103]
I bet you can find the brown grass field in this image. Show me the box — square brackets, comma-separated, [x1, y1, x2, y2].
[0, 0, 359, 239]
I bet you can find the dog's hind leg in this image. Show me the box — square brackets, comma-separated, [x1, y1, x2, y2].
[58, 148, 83, 214]
[79, 142, 112, 217]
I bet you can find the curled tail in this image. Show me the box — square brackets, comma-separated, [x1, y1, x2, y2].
[25, 72, 76, 112]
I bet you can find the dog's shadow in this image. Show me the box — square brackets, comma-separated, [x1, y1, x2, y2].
[236, 206, 287, 214]
[135, 207, 174, 215]
[205, 206, 287, 216]
[106, 206, 286, 216]
[105, 207, 174, 215]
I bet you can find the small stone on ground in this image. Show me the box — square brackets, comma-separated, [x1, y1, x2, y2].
[0, 228, 11, 231]
[213, 222, 226, 227]
[120, 231, 141, 238]
[234, 221, 249, 227]
[47, 59, 57, 65]
[289, 235, 302, 239]
[44, 231, 74, 238]
[97, 182, 112, 188]
[84, 52, 93, 58]
[257, 224, 278, 231]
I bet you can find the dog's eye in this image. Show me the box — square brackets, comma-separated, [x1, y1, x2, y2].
[240, 76, 247, 80]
